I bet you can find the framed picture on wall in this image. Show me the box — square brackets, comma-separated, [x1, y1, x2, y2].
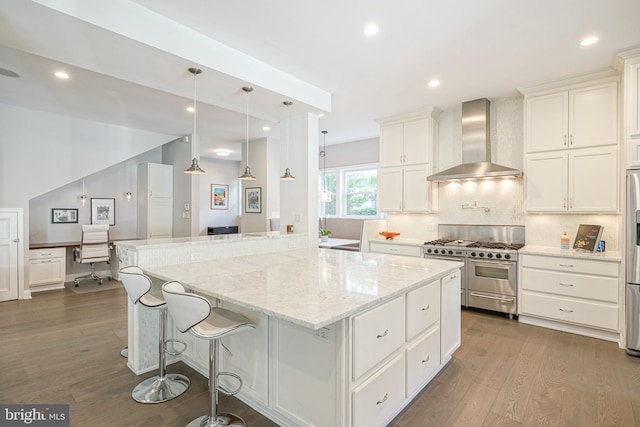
[91, 198, 116, 226]
[211, 184, 229, 210]
[51, 208, 78, 224]
[245, 187, 262, 213]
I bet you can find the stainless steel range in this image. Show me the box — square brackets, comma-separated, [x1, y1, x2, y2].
[424, 225, 525, 318]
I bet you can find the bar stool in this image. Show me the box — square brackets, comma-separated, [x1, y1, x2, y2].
[162, 281, 256, 427]
[119, 266, 190, 403]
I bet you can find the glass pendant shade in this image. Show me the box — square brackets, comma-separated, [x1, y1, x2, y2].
[184, 67, 206, 175]
[239, 86, 257, 180]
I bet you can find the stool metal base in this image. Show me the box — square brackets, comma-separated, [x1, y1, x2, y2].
[132, 373, 190, 404]
[186, 413, 246, 427]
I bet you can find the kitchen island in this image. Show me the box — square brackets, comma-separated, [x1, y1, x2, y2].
[121, 238, 462, 427]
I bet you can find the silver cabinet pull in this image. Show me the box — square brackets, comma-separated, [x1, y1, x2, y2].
[41, 260, 52, 263]
[564, 135, 567, 146]
[421, 305, 430, 311]
[421, 355, 430, 363]
[570, 134, 573, 145]
[449, 274, 458, 280]
[376, 329, 389, 339]
[559, 282, 574, 287]
[376, 393, 388, 405]
[559, 308, 574, 313]
[558, 263, 574, 268]
[41, 253, 51, 256]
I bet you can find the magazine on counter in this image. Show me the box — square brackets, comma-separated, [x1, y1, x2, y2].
[573, 224, 603, 252]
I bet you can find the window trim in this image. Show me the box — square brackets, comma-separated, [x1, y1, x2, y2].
[320, 163, 381, 219]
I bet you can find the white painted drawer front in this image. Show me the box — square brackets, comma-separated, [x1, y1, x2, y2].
[405, 326, 439, 397]
[352, 353, 405, 427]
[521, 254, 618, 277]
[522, 268, 618, 303]
[521, 292, 618, 330]
[353, 296, 405, 380]
[370, 242, 422, 257]
[29, 258, 65, 285]
[29, 247, 65, 260]
[406, 279, 440, 340]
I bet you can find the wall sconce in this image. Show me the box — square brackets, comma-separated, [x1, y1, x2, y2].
[80, 178, 87, 206]
[125, 192, 133, 201]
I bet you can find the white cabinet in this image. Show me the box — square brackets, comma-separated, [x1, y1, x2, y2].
[369, 241, 422, 258]
[523, 77, 620, 213]
[525, 147, 618, 212]
[405, 325, 439, 396]
[520, 253, 620, 336]
[525, 82, 618, 153]
[138, 163, 173, 239]
[377, 110, 439, 213]
[406, 279, 440, 340]
[29, 247, 66, 291]
[440, 271, 461, 361]
[620, 51, 640, 168]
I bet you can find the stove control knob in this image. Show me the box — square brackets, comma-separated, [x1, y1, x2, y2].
[470, 252, 476, 257]
[433, 249, 439, 254]
[495, 253, 503, 259]
[448, 250, 453, 255]
[479, 253, 485, 257]
[426, 248, 432, 254]
[504, 254, 511, 260]
[487, 253, 494, 258]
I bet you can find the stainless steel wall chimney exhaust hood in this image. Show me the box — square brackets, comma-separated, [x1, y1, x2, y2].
[427, 98, 522, 181]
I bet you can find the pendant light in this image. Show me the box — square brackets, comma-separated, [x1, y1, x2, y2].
[80, 178, 87, 206]
[239, 86, 257, 180]
[184, 67, 206, 175]
[280, 100, 295, 180]
[320, 130, 332, 202]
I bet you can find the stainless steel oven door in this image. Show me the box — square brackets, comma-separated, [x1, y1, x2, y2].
[467, 258, 517, 315]
[424, 253, 467, 307]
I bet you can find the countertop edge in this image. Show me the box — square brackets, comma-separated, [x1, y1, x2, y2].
[519, 245, 621, 261]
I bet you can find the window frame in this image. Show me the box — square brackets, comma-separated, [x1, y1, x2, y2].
[319, 163, 381, 219]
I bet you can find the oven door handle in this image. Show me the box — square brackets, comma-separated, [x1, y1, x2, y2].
[469, 292, 515, 303]
[469, 260, 514, 267]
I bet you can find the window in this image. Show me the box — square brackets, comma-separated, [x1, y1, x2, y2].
[320, 164, 379, 218]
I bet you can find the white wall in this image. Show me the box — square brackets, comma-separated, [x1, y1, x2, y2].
[198, 157, 241, 235]
[323, 138, 379, 168]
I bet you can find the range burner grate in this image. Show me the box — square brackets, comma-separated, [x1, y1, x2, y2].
[423, 239, 454, 246]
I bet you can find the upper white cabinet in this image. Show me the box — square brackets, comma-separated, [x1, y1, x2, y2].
[377, 110, 439, 213]
[522, 75, 620, 213]
[619, 49, 640, 168]
[525, 81, 618, 153]
[138, 163, 173, 239]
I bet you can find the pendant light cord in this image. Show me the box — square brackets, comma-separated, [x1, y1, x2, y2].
[286, 103, 290, 166]
[246, 89, 250, 166]
[192, 71, 197, 160]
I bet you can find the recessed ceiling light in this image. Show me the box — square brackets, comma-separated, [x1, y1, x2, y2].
[54, 71, 70, 79]
[580, 36, 599, 46]
[186, 106, 196, 113]
[262, 126, 271, 131]
[215, 150, 231, 157]
[428, 80, 440, 88]
[363, 24, 379, 36]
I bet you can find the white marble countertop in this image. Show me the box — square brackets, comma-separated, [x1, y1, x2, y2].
[369, 237, 425, 246]
[519, 245, 621, 262]
[115, 231, 303, 249]
[144, 247, 462, 330]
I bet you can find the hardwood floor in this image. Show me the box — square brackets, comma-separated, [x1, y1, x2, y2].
[1, 287, 639, 426]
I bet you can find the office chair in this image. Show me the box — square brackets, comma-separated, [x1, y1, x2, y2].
[73, 224, 112, 286]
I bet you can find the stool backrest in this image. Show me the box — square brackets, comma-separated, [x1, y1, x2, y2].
[119, 266, 152, 304]
[161, 281, 211, 333]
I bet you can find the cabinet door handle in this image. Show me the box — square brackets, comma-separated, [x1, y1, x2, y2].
[376, 329, 389, 339]
[564, 135, 567, 146]
[570, 134, 573, 145]
[421, 355, 431, 363]
[421, 305, 430, 311]
[559, 308, 574, 313]
[558, 263, 574, 268]
[450, 274, 458, 280]
[563, 197, 566, 208]
[41, 253, 51, 256]
[376, 393, 388, 405]
[559, 282, 574, 287]
[41, 260, 52, 263]
[569, 197, 572, 209]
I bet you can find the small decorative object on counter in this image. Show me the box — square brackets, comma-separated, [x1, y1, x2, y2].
[560, 231, 570, 249]
[379, 231, 400, 240]
[286, 225, 294, 233]
[597, 240, 606, 252]
[320, 229, 331, 242]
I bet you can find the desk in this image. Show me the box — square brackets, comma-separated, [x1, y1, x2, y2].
[317, 238, 360, 249]
[29, 238, 138, 250]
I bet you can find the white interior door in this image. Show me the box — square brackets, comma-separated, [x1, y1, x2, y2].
[0, 211, 19, 302]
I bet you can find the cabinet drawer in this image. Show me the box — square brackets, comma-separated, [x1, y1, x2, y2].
[521, 291, 618, 330]
[352, 354, 405, 427]
[406, 279, 439, 340]
[29, 247, 65, 260]
[29, 258, 65, 286]
[370, 242, 422, 257]
[521, 268, 618, 302]
[521, 254, 619, 277]
[353, 296, 405, 380]
[405, 326, 439, 397]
